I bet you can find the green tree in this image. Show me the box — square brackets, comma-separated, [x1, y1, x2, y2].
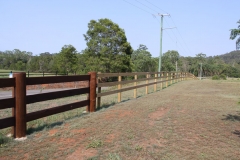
[162, 50, 180, 71]
[56, 45, 78, 74]
[131, 44, 157, 72]
[230, 20, 240, 50]
[84, 18, 133, 73]
[27, 56, 40, 72]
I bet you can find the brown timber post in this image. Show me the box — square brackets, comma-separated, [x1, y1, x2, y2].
[118, 74, 122, 103]
[88, 72, 96, 112]
[134, 74, 137, 98]
[97, 72, 101, 108]
[154, 73, 157, 92]
[171, 72, 173, 84]
[146, 72, 149, 94]
[12, 72, 26, 138]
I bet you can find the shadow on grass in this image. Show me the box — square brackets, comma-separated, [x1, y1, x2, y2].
[232, 130, 240, 138]
[96, 102, 116, 111]
[0, 133, 12, 145]
[27, 111, 89, 135]
[222, 112, 240, 122]
[27, 121, 64, 135]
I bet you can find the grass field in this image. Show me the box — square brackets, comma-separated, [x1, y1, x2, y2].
[0, 69, 59, 78]
[1, 79, 240, 159]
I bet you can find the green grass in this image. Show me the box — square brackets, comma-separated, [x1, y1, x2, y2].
[0, 69, 58, 78]
[1, 79, 240, 159]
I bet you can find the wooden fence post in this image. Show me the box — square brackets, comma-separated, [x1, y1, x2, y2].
[160, 72, 163, 90]
[134, 74, 137, 98]
[171, 72, 173, 85]
[12, 72, 26, 138]
[97, 72, 101, 108]
[88, 72, 96, 112]
[154, 73, 157, 92]
[118, 75, 122, 103]
[146, 73, 149, 94]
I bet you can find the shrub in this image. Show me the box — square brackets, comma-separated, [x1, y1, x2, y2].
[212, 74, 227, 80]
[219, 74, 227, 80]
[212, 75, 220, 80]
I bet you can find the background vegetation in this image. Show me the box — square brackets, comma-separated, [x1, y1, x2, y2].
[1, 18, 240, 77]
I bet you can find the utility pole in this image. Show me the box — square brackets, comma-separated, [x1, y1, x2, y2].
[158, 13, 175, 73]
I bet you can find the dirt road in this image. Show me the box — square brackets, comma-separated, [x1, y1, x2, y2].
[1, 80, 240, 160]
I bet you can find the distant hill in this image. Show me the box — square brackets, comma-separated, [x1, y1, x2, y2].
[218, 50, 240, 66]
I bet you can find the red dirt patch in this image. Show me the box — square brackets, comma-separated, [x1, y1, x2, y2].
[49, 129, 58, 136]
[66, 147, 98, 160]
[148, 107, 169, 125]
[149, 108, 169, 119]
[72, 129, 87, 136]
[105, 133, 116, 143]
[104, 110, 135, 120]
[136, 138, 165, 149]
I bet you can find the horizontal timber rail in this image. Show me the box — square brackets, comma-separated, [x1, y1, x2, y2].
[97, 71, 196, 107]
[0, 72, 96, 138]
[0, 70, 196, 138]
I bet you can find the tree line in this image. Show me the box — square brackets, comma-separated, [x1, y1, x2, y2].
[1, 18, 240, 78]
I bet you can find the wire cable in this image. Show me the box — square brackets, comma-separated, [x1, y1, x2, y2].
[164, 18, 189, 54]
[143, 0, 192, 55]
[170, 17, 193, 54]
[122, 0, 154, 15]
[145, 0, 169, 14]
[134, 0, 158, 13]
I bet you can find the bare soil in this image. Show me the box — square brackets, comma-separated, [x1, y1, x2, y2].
[1, 79, 240, 160]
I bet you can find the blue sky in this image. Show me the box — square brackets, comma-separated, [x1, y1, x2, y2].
[0, 0, 239, 57]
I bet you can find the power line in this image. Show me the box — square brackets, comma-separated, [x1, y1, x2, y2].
[134, 0, 158, 13]
[170, 17, 193, 55]
[122, 0, 192, 56]
[144, 0, 168, 14]
[164, 18, 189, 54]
[143, 0, 192, 55]
[153, 16, 175, 45]
[122, 0, 154, 15]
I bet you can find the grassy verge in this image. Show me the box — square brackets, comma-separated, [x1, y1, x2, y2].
[0, 79, 240, 159]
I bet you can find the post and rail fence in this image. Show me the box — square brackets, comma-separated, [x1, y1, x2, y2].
[0, 71, 196, 138]
[0, 71, 78, 78]
[96, 72, 196, 107]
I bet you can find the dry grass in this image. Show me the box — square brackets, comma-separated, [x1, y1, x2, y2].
[1, 79, 240, 159]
